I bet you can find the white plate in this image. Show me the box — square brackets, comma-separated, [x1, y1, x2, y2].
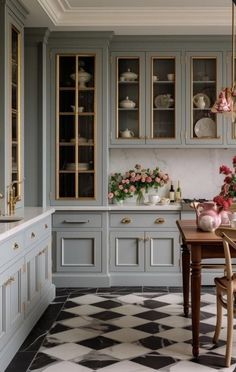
[194, 118, 216, 138]
[193, 93, 211, 108]
[154, 95, 171, 108]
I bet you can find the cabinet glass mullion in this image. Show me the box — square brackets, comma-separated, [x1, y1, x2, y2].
[56, 54, 96, 199]
[151, 57, 176, 139]
[191, 57, 217, 139]
[10, 26, 21, 195]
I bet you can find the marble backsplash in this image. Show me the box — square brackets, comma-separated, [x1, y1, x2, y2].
[109, 148, 236, 200]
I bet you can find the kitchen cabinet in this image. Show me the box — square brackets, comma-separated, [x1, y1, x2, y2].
[0, 257, 24, 352]
[47, 32, 112, 206]
[110, 51, 181, 146]
[55, 54, 97, 200]
[0, 1, 26, 214]
[52, 211, 109, 287]
[0, 210, 55, 372]
[185, 51, 223, 145]
[109, 211, 181, 285]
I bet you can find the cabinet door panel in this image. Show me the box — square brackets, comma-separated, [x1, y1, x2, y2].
[25, 245, 41, 315]
[0, 258, 24, 351]
[145, 231, 179, 272]
[110, 231, 144, 272]
[56, 231, 101, 272]
[37, 238, 52, 294]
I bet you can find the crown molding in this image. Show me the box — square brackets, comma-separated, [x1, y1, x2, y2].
[36, 1, 232, 28]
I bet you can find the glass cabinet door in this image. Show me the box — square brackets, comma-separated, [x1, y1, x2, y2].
[56, 54, 96, 199]
[10, 26, 22, 196]
[150, 56, 176, 140]
[111, 52, 146, 144]
[186, 52, 223, 145]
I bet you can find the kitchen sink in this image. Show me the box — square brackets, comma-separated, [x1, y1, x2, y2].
[0, 216, 23, 222]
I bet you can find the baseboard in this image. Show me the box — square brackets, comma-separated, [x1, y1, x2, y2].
[52, 273, 110, 287]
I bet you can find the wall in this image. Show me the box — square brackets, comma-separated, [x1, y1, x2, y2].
[109, 148, 236, 200]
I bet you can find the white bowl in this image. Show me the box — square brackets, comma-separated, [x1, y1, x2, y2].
[120, 96, 136, 109]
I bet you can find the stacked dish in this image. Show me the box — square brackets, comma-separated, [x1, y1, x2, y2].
[66, 163, 89, 171]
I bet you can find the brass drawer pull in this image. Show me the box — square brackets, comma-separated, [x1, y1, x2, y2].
[13, 242, 19, 250]
[31, 232, 36, 239]
[121, 217, 132, 224]
[63, 220, 89, 224]
[155, 218, 165, 224]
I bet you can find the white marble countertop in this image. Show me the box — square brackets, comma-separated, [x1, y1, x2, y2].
[0, 207, 55, 242]
[55, 202, 181, 211]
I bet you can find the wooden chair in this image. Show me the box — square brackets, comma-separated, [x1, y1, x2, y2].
[213, 226, 236, 367]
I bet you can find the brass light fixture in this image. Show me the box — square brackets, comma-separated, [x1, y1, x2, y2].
[212, 0, 236, 117]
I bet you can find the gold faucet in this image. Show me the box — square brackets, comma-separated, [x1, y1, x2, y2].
[7, 180, 23, 215]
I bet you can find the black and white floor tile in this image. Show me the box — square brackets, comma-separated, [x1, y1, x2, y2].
[5, 287, 236, 372]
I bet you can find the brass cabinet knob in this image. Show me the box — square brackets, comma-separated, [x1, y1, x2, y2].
[31, 232, 36, 239]
[155, 218, 165, 224]
[13, 242, 19, 250]
[45, 224, 48, 229]
[121, 217, 132, 224]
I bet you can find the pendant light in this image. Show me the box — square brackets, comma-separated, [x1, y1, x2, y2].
[211, 0, 236, 118]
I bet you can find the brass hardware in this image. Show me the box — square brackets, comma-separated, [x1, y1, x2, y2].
[45, 224, 48, 229]
[121, 217, 132, 224]
[4, 278, 12, 286]
[155, 218, 165, 224]
[31, 232, 36, 239]
[7, 179, 24, 215]
[63, 220, 89, 224]
[4, 276, 15, 286]
[0, 193, 3, 199]
[13, 242, 19, 250]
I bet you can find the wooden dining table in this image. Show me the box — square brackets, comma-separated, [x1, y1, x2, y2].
[176, 220, 236, 358]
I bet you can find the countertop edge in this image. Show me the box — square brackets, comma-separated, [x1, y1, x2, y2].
[0, 207, 55, 242]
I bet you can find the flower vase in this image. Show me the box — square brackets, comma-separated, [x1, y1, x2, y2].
[136, 191, 145, 205]
[113, 199, 124, 205]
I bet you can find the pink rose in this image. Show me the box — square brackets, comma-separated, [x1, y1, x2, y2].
[146, 176, 152, 183]
[108, 192, 114, 199]
[119, 185, 123, 190]
[155, 177, 160, 183]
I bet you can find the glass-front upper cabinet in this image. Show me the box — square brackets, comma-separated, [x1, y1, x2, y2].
[111, 52, 146, 144]
[185, 52, 223, 145]
[56, 54, 96, 199]
[10, 25, 23, 197]
[226, 55, 236, 145]
[146, 52, 181, 145]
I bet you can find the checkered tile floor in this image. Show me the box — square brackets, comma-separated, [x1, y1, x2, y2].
[6, 287, 236, 371]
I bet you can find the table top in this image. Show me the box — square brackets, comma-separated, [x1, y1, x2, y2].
[176, 220, 223, 243]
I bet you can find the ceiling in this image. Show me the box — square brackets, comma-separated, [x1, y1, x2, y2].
[20, 0, 234, 35]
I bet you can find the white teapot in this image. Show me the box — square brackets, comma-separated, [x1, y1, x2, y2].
[120, 128, 134, 138]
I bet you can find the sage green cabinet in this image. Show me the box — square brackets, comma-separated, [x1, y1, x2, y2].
[185, 51, 223, 145]
[52, 211, 109, 287]
[110, 51, 181, 146]
[109, 211, 181, 285]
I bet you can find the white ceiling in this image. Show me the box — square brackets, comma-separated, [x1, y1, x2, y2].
[20, 0, 234, 35]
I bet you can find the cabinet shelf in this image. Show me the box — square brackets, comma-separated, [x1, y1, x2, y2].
[193, 80, 216, 84]
[119, 81, 139, 84]
[153, 108, 175, 111]
[59, 86, 95, 91]
[118, 108, 139, 111]
[59, 170, 95, 174]
[153, 81, 175, 84]
[59, 142, 94, 146]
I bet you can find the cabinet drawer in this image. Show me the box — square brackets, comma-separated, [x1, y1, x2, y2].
[110, 213, 178, 229]
[53, 213, 102, 228]
[0, 234, 24, 268]
[25, 216, 51, 247]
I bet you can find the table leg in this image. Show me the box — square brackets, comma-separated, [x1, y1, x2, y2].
[191, 245, 202, 358]
[182, 243, 190, 317]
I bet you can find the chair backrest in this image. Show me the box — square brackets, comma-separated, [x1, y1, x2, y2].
[215, 227, 236, 280]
